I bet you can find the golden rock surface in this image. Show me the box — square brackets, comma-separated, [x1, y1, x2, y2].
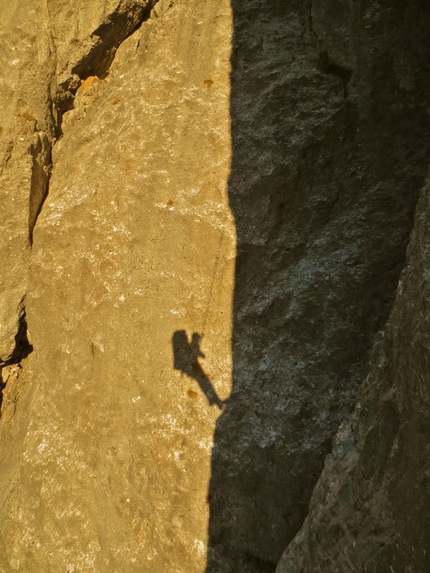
[2, 1, 430, 572]
[1, 1, 234, 571]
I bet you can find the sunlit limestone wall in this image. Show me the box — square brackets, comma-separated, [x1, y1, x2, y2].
[0, 1, 234, 571]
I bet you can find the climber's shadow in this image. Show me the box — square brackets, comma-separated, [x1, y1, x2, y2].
[172, 330, 223, 410]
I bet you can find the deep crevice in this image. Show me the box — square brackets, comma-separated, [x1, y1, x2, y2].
[54, 0, 161, 137]
[6, 309, 33, 366]
[0, 307, 33, 417]
[38, 0, 162, 237]
[71, 4, 154, 80]
[29, 132, 52, 246]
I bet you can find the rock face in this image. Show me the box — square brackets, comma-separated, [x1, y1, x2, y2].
[206, 1, 430, 571]
[274, 2, 430, 572]
[1, 1, 235, 571]
[1, 0, 430, 572]
[277, 181, 430, 573]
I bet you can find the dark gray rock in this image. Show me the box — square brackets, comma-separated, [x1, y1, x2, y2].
[277, 179, 430, 573]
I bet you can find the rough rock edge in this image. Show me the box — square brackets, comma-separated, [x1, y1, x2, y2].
[0, 301, 33, 417]
[276, 176, 430, 572]
[54, 0, 161, 132]
[28, 0, 163, 241]
[34, 0, 167, 235]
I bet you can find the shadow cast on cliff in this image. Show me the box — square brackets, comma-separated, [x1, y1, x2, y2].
[172, 330, 224, 410]
[204, 0, 430, 571]
[205, 4, 306, 571]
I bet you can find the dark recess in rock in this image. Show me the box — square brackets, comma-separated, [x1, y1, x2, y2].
[0, 309, 33, 416]
[317, 51, 353, 96]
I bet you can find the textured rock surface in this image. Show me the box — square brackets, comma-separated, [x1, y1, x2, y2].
[274, 2, 430, 572]
[1, 1, 235, 571]
[277, 180, 430, 573]
[1, 0, 430, 572]
[206, 1, 430, 571]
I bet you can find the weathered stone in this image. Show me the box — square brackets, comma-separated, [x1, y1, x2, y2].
[206, 1, 430, 570]
[1, 1, 234, 571]
[277, 178, 430, 573]
[1, 0, 430, 571]
[0, 291, 24, 362]
[0, 1, 55, 375]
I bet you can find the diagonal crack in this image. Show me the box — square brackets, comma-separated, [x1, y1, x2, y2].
[32, 0, 163, 240]
[54, 0, 161, 126]
[71, 0, 159, 80]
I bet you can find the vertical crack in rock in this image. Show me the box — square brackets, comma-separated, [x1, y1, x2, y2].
[7, 305, 33, 365]
[30, 0, 163, 239]
[0, 302, 33, 419]
[29, 131, 52, 245]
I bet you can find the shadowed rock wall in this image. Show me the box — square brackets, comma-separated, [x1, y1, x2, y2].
[277, 179, 430, 573]
[274, 2, 430, 571]
[206, 0, 430, 571]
